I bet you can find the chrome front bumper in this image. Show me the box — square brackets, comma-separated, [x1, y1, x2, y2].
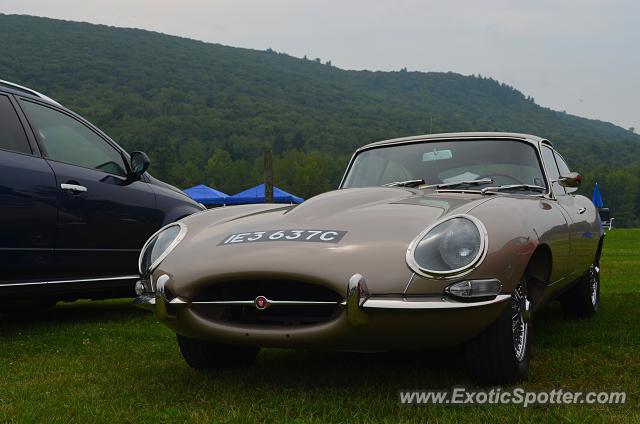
[134, 273, 510, 323]
[133, 273, 511, 349]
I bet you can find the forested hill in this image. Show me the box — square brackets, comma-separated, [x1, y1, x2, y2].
[1, 14, 639, 224]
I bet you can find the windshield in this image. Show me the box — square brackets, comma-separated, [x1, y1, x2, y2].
[341, 139, 547, 191]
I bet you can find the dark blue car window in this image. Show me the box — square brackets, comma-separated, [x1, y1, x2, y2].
[20, 100, 128, 177]
[0, 95, 31, 154]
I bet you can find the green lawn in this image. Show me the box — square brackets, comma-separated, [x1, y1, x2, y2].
[1, 230, 638, 423]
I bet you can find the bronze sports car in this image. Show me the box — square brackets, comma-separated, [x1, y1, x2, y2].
[134, 132, 603, 385]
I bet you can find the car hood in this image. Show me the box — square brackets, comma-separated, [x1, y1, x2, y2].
[159, 187, 490, 297]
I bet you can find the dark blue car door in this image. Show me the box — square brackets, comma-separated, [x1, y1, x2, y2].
[0, 94, 57, 284]
[18, 98, 161, 280]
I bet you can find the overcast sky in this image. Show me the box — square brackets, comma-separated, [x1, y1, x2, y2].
[1, 0, 638, 131]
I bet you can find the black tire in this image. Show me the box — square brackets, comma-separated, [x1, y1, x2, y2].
[560, 262, 600, 318]
[465, 280, 532, 385]
[176, 334, 259, 371]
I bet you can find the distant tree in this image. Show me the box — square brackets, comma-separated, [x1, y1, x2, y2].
[4, 14, 640, 224]
[314, 57, 321, 63]
[629, 127, 636, 133]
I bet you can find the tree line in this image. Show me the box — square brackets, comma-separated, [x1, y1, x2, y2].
[1, 14, 639, 225]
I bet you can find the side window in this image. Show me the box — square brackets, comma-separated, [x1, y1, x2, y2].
[554, 152, 577, 194]
[0, 95, 32, 154]
[541, 146, 565, 195]
[20, 100, 128, 176]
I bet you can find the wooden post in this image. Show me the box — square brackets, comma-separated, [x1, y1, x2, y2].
[264, 149, 274, 203]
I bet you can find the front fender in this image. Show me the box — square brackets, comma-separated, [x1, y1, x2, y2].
[404, 201, 539, 296]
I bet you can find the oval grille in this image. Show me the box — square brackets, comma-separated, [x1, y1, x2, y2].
[192, 279, 343, 327]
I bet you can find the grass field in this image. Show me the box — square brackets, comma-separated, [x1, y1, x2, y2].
[1, 230, 638, 423]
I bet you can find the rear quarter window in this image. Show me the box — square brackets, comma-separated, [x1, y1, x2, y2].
[0, 95, 31, 155]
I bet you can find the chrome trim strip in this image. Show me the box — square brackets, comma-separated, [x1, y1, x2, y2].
[362, 294, 510, 310]
[0, 248, 139, 252]
[538, 143, 560, 200]
[190, 299, 339, 306]
[191, 300, 253, 305]
[402, 272, 416, 295]
[0, 275, 139, 288]
[0, 78, 62, 105]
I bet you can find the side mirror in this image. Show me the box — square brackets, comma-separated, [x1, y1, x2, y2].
[558, 172, 582, 188]
[129, 151, 150, 179]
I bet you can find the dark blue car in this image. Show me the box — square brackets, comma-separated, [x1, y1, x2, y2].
[0, 80, 204, 307]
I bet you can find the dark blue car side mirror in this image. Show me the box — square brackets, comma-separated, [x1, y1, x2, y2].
[130, 151, 150, 180]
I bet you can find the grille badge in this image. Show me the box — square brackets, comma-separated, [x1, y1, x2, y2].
[254, 296, 269, 310]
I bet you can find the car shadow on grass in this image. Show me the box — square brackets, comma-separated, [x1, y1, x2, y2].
[147, 345, 475, 392]
[0, 299, 148, 330]
[146, 294, 637, 391]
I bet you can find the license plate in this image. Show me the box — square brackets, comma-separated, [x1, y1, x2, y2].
[219, 229, 347, 245]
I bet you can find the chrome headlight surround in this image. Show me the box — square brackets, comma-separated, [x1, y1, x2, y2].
[138, 222, 187, 276]
[406, 214, 488, 279]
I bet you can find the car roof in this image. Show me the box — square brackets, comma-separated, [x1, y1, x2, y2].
[0, 79, 133, 157]
[358, 132, 552, 152]
[0, 79, 62, 106]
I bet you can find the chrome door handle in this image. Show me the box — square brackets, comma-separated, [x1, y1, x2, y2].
[60, 183, 88, 193]
[577, 207, 586, 214]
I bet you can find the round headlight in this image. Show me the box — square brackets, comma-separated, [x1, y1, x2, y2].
[138, 222, 187, 275]
[407, 215, 487, 277]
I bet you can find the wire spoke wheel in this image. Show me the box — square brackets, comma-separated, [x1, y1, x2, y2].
[511, 282, 529, 363]
[589, 264, 600, 308]
[560, 253, 602, 318]
[466, 275, 532, 384]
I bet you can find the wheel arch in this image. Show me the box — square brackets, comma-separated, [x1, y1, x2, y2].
[524, 243, 552, 309]
[595, 234, 605, 264]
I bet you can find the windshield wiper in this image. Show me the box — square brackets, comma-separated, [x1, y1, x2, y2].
[480, 184, 547, 194]
[420, 178, 494, 190]
[382, 179, 425, 188]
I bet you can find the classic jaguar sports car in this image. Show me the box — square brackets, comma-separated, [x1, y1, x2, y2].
[134, 132, 603, 385]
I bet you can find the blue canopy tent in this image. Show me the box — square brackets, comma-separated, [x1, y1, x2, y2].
[592, 182, 614, 229]
[183, 184, 228, 206]
[592, 182, 604, 208]
[227, 183, 304, 205]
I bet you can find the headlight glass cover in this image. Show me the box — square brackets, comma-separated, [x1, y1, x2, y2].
[407, 215, 486, 277]
[138, 223, 187, 275]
